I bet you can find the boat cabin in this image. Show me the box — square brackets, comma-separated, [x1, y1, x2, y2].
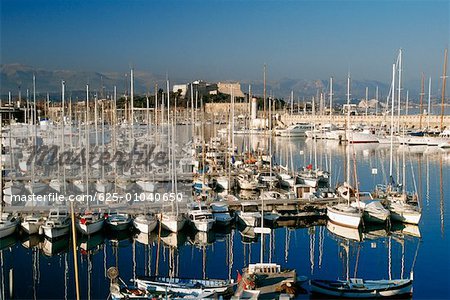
[241, 202, 259, 213]
[248, 263, 281, 275]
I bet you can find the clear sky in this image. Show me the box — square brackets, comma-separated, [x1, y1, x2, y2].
[1, 0, 449, 83]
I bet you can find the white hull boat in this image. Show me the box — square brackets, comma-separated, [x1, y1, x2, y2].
[388, 202, 421, 225]
[327, 203, 362, 228]
[21, 215, 46, 234]
[0, 215, 20, 238]
[187, 202, 215, 232]
[158, 213, 186, 233]
[133, 214, 158, 234]
[76, 213, 104, 235]
[41, 209, 71, 239]
[235, 202, 261, 227]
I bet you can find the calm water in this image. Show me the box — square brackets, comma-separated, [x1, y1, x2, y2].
[1, 135, 449, 300]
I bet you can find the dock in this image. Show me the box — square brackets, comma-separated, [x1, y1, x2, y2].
[280, 113, 450, 129]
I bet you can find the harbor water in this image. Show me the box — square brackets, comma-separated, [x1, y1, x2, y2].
[1, 132, 449, 299]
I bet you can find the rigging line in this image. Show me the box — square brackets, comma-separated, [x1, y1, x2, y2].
[353, 243, 361, 278]
[411, 239, 421, 273]
[408, 153, 419, 208]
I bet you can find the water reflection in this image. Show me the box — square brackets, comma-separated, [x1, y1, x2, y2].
[2, 132, 449, 299]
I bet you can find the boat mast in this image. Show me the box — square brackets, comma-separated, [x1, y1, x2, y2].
[130, 68, 134, 126]
[397, 49, 402, 133]
[329, 77, 333, 121]
[86, 84, 90, 203]
[346, 73, 351, 185]
[427, 77, 432, 131]
[61, 80, 66, 194]
[419, 73, 425, 129]
[263, 64, 267, 124]
[389, 64, 396, 184]
[440, 48, 448, 131]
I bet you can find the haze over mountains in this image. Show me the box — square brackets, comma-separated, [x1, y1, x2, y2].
[1, 64, 423, 103]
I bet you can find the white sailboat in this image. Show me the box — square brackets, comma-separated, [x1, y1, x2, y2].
[379, 57, 422, 226]
[133, 213, 158, 234]
[157, 211, 186, 233]
[326, 75, 363, 229]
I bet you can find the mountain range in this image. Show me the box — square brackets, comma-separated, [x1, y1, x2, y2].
[1, 64, 419, 104]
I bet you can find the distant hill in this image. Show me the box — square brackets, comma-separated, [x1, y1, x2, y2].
[1, 64, 411, 104]
[241, 78, 392, 105]
[0, 64, 171, 99]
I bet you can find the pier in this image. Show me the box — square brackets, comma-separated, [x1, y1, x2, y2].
[279, 113, 450, 129]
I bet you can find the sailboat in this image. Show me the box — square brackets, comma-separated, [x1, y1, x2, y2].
[133, 212, 158, 234]
[0, 114, 21, 239]
[384, 57, 422, 225]
[327, 74, 363, 229]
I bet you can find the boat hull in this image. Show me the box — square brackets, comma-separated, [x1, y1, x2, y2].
[311, 279, 413, 298]
[236, 213, 260, 227]
[192, 220, 215, 232]
[133, 218, 158, 234]
[21, 221, 43, 235]
[327, 205, 362, 229]
[0, 222, 18, 239]
[42, 224, 70, 239]
[135, 276, 234, 296]
[76, 219, 104, 235]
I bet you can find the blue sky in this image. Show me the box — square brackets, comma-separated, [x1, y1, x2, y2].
[1, 0, 449, 82]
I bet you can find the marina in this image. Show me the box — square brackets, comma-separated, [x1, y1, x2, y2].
[1, 1, 450, 298]
[1, 116, 449, 298]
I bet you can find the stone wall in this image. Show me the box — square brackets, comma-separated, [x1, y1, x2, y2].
[204, 103, 248, 115]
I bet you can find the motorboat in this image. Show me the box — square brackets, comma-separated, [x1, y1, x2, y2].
[0, 213, 20, 238]
[275, 123, 311, 137]
[187, 202, 215, 232]
[106, 212, 132, 231]
[235, 202, 261, 227]
[76, 211, 105, 235]
[41, 209, 71, 239]
[21, 214, 46, 234]
[209, 202, 233, 226]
